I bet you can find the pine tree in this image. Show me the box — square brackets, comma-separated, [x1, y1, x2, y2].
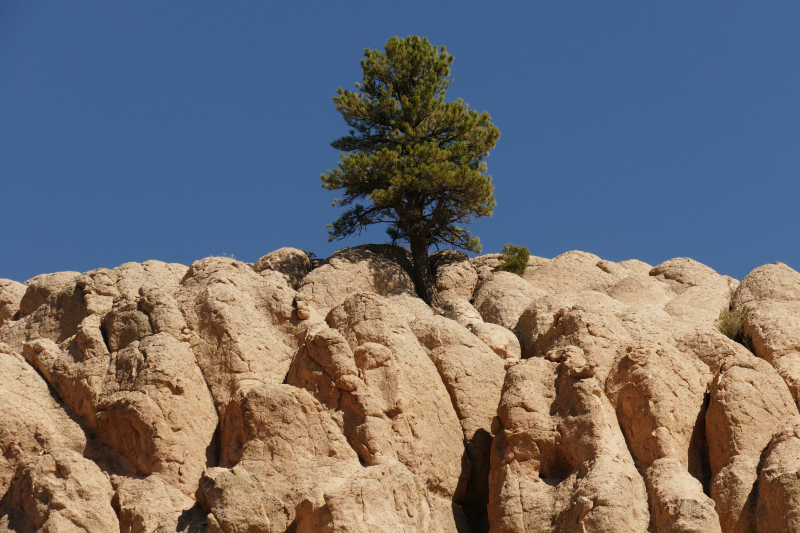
[322, 36, 500, 307]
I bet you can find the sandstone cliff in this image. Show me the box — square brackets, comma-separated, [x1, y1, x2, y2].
[1, 246, 799, 533]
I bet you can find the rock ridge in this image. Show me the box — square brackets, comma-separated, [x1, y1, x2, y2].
[1, 246, 798, 533]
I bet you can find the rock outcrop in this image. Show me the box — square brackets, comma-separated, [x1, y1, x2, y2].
[2, 247, 800, 533]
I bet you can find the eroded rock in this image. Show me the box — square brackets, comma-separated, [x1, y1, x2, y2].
[0, 448, 118, 532]
[253, 247, 312, 289]
[473, 271, 548, 331]
[296, 245, 417, 316]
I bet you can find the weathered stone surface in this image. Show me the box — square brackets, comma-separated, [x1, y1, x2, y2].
[253, 247, 312, 289]
[0, 348, 86, 497]
[113, 475, 201, 533]
[0, 448, 118, 532]
[177, 257, 299, 413]
[733, 263, 800, 401]
[0, 269, 115, 357]
[215, 384, 360, 530]
[606, 274, 675, 310]
[411, 315, 506, 531]
[757, 415, 800, 533]
[447, 299, 484, 328]
[0, 280, 25, 327]
[97, 331, 218, 495]
[18, 274, 118, 425]
[6, 249, 800, 533]
[18, 271, 81, 318]
[470, 254, 550, 284]
[524, 251, 621, 294]
[113, 260, 188, 299]
[473, 271, 548, 330]
[489, 355, 649, 533]
[516, 291, 627, 363]
[297, 245, 417, 316]
[431, 250, 479, 303]
[645, 458, 720, 533]
[733, 262, 800, 308]
[606, 343, 716, 531]
[470, 253, 503, 283]
[517, 292, 631, 383]
[606, 343, 710, 477]
[296, 460, 449, 533]
[200, 465, 271, 533]
[468, 322, 521, 368]
[649, 257, 730, 325]
[288, 292, 468, 504]
[745, 301, 800, 400]
[707, 354, 798, 533]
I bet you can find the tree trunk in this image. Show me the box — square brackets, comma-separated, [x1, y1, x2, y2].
[409, 234, 442, 308]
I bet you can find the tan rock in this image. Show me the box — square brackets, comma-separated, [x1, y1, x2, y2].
[733, 262, 800, 308]
[649, 258, 730, 325]
[113, 475, 200, 533]
[97, 331, 218, 495]
[446, 299, 484, 328]
[113, 260, 188, 299]
[0, 280, 25, 327]
[0, 269, 114, 355]
[756, 415, 800, 533]
[606, 343, 710, 476]
[410, 315, 505, 440]
[296, 244, 417, 316]
[745, 301, 800, 400]
[606, 343, 717, 531]
[18, 271, 81, 317]
[216, 384, 360, 530]
[673, 327, 753, 375]
[524, 251, 621, 294]
[289, 292, 469, 505]
[516, 291, 627, 362]
[411, 315, 506, 530]
[12, 279, 218, 496]
[468, 322, 521, 368]
[645, 458, 721, 533]
[0, 349, 86, 496]
[296, 460, 449, 533]
[470, 253, 503, 283]
[606, 274, 675, 310]
[430, 250, 479, 302]
[473, 271, 548, 330]
[0, 448, 118, 532]
[706, 354, 798, 533]
[21, 331, 111, 426]
[517, 292, 631, 383]
[728, 262, 800, 405]
[253, 247, 312, 289]
[616, 259, 654, 277]
[11, 248, 800, 533]
[489, 355, 649, 533]
[200, 465, 271, 533]
[177, 257, 299, 413]
[471, 254, 550, 284]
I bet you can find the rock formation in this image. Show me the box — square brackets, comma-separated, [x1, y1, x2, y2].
[1, 246, 799, 532]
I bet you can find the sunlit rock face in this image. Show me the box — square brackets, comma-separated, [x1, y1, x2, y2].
[2, 247, 799, 533]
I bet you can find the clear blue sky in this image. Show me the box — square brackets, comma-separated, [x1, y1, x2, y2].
[1, 2, 798, 282]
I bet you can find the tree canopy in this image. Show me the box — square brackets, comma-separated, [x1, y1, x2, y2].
[322, 35, 500, 306]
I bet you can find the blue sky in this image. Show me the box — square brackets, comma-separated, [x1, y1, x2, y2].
[1, 2, 798, 282]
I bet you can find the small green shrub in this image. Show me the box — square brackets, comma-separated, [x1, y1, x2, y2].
[496, 243, 530, 277]
[717, 305, 755, 353]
